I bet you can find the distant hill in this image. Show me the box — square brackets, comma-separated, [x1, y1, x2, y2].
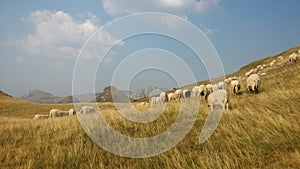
[19, 89, 58, 104]
[19, 89, 82, 104]
[96, 86, 130, 103]
[129, 86, 168, 100]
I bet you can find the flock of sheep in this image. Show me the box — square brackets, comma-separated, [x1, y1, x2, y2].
[33, 106, 96, 120]
[34, 50, 299, 119]
[149, 74, 259, 111]
[149, 50, 299, 111]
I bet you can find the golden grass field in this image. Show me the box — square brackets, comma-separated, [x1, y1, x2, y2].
[0, 46, 300, 168]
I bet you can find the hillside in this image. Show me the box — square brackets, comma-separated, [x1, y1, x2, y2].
[0, 46, 300, 168]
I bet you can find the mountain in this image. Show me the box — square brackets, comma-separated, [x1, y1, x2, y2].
[19, 89, 81, 104]
[96, 86, 130, 103]
[19, 89, 59, 104]
[129, 86, 168, 100]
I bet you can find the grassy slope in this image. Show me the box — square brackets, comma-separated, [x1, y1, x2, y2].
[0, 47, 300, 168]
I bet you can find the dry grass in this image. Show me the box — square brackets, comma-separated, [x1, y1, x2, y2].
[0, 47, 300, 168]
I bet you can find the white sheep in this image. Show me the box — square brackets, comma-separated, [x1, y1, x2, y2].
[212, 84, 219, 92]
[218, 81, 226, 90]
[33, 114, 49, 120]
[206, 84, 213, 95]
[174, 89, 182, 100]
[289, 52, 298, 62]
[167, 93, 177, 102]
[260, 72, 267, 76]
[49, 109, 69, 117]
[191, 86, 199, 98]
[181, 89, 191, 98]
[224, 78, 231, 84]
[207, 89, 229, 111]
[78, 106, 97, 114]
[278, 56, 283, 60]
[247, 74, 261, 94]
[198, 85, 207, 98]
[245, 69, 254, 77]
[150, 97, 158, 105]
[230, 80, 241, 95]
[159, 92, 168, 103]
[69, 108, 76, 116]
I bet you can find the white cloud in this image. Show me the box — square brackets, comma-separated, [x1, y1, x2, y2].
[102, 0, 221, 16]
[15, 10, 122, 60]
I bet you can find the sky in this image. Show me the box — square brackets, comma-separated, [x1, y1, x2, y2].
[1, 0, 300, 97]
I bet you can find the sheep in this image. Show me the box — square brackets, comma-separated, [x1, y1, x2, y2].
[191, 86, 199, 98]
[206, 84, 213, 95]
[247, 74, 261, 94]
[278, 56, 283, 60]
[33, 114, 49, 120]
[289, 52, 298, 62]
[69, 108, 76, 116]
[212, 84, 219, 92]
[159, 92, 168, 103]
[207, 89, 229, 111]
[260, 72, 267, 76]
[256, 65, 262, 69]
[245, 69, 254, 77]
[218, 81, 226, 90]
[230, 80, 241, 95]
[167, 93, 177, 102]
[49, 109, 69, 117]
[181, 89, 191, 98]
[224, 78, 231, 84]
[174, 89, 182, 100]
[150, 97, 158, 105]
[156, 97, 162, 104]
[78, 106, 97, 114]
[198, 85, 207, 98]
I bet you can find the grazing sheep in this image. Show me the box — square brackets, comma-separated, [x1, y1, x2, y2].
[224, 78, 231, 84]
[78, 106, 97, 114]
[69, 108, 76, 116]
[150, 97, 157, 105]
[174, 89, 182, 100]
[247, 74, 261, 94]
[212, 84, 219, 92]
[245, 69, 256, 77]
[191, 86, 199, 98]
[289, 52, 298, 62]
[49, 109, 69, 117]
[159, 92, 168, 103]
[206, 84, 213, 95]
[34, 114, 49, 120]
[278, 56, 283, 60]
[181, 89, 191, 98]
[260, 72, 267, 76]
[207, 89, 229, 111]
[257, 65, 262, 69]
[230, 80, 241, 95]
[198, 85, 207, 98]
[167, 93, 177, 102]
[218, 81, 226, 90]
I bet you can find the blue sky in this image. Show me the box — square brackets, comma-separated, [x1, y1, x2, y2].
[1, 0, 300, 97]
